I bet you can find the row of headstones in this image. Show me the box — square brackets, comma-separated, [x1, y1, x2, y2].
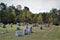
[0, 23, 15, 34]
[0, 22, 52, 36]
[0, 22, 33, 36]
[15, 23, 52, 37]
[0, 23, 7, 34]
[16, 26, 32, 37]
[16, 23, 32, 37]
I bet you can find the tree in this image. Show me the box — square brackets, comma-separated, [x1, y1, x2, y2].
[32, 14, 38, 23]
[48, 15, 53, 24]
[42, 13, 47, 23]
[23, 6, 29, 11]
[23, 6, 32, 23]
[11, 9, 17, 23]
[53, 18, 59, 25]
[37, 14, 43, 24]
[17, 12, 26, 22]
[50, 8, 57, 14]
[0, 3, 6, 10]
[57, 9, 60, 24]
[1, 10, 11, 24]
[49, 8, 60, 25]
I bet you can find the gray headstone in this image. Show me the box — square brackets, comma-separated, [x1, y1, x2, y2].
[27, 28, 31, 34]
[15, 31, 20, 37]
[23, 28, 28, 35]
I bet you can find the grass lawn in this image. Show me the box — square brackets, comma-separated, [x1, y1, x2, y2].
[0, 25, 60, 40]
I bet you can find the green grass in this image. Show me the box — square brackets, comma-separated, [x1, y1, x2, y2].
[0, 25, 60, 40]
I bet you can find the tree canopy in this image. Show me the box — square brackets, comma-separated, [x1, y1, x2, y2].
[0, 3, 60, 25]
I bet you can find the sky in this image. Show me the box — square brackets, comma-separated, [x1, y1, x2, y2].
[0, 0, 60, 13]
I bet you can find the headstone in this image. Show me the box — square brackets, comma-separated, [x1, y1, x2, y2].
[30, 27, 32, 33]
[10, 23, 13, 28]
[40, 25, 43, 30]
[0, 23, 1, 27]
[3, 24, 6, 28]
[15, 24, 21, 37]
[2, 24, 8, 33]
[23, 28, 27, 35]
[28, 26, 33, 34]
[23, 26, 28, 35]
[17, 22, 20, 26]
[19, 22, 20, 26]
[16, 26, 20, 30]
[23, 28, 25, 35]
[15, 30, 20, 37]
[27, 28, 30, 34]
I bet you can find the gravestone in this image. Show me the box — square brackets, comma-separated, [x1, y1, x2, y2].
[40, 25, 43, 30]
[15, 25, 21, 37]
[27, 26, 33, 34]
[2, 24, 5, 28]
[15, 30, 21, 37]
[30, 27, 32, 33]
[16, 26, 20, 30]
[17, 22, 20, 29]
[17, 22, 20, 26]
[0, 23, 2, 27]
[23, 28, 27, 35]
[2, 24, 8, 33]
[10, 23, 13, 28]
[23, 25, 33, 35]
[23, 26, 28, 35]
[0, 23, 3, 27]
[27, 27, 30, 34]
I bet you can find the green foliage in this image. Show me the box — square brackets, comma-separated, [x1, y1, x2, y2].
[0, 2, 6, 10]
[48, 15, 53, 24]
[32, 14, 38, 23]
[42, 13, 47, 23]
[0, 3, 60, 24]
[37, 14, 43, 24]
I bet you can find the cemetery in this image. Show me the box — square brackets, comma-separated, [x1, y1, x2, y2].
[0, 0, 60, 40]
[0, 23, 60, 40]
